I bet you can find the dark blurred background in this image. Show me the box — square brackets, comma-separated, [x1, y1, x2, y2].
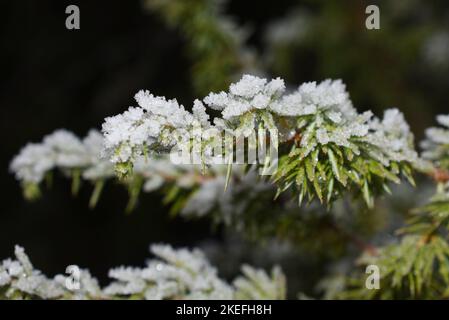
[0, 0, 448, 285]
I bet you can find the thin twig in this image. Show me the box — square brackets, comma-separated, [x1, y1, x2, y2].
[429, 168, 449, 183]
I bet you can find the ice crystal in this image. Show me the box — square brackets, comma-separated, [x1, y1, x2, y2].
[0, 246, 101, 300]
[10, 143, 54, 183]
[368, 108, 418, 164]
[0, 244, 287, 300]
[421, 114, 449, 169]
[43, 130, 90, 167]
[10, 129, 114, 188]
[204, 74, 285, 120]
[233, 265, 286, 300]
[102, 90, 201, 166]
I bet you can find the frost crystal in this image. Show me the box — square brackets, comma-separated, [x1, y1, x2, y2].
[10, 129, 114, 188]
[437, 115, 449, 128]
[10, 143, 54, 183]
[233, 265, 286, 300]
[204, 74, 285, 120]
[192, 99, 211, 127]
[102, 90, 210, 165]
[421, 114, 449, 169]
[107, 244, 282, 300]
[0, 246, 96, 299]
[1, 244, 284, 300]
[367, 108, 418, 164]
[43, 130, 90, 167]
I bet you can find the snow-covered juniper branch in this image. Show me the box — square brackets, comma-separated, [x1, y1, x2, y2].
[10, 76, 422, 212]
[11, 75, 433, 219]
[100, 74, 419, 208]
[0, 244, 285, 300]
[9, 129, 113, 203]
[335, 188, 449, 299]
[9, 75, 449, 300]
[9, 127, 277, 215]
[326, 115, 449, 299]
[9, 127, 382, 256]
